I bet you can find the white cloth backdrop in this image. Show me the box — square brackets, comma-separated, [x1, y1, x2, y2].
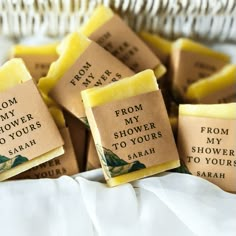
[0, 172, 235, 236]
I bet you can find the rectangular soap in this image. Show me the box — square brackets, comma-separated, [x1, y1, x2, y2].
[86, 133, 101, 171]
[186, 64, 236, 103]
[47, 32, 134, 125]
[0, 59, 64, 181]
[139, 31, 172, 65]
[178, 103, 236, 192]
[80, 5, 166, 78]
[170, 38, 230, 101]
[82, 69, 180, 187]
[13, 106, 80, 179]
[12, 43, 58, 82]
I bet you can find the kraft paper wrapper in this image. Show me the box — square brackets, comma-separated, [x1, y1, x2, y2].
[191, 84, 236, 104]
[86, 133, 101, 171]
[170, 49, 228, 99]
[86, 90, 179, 180]
[89, 14, 162, 73]
[0, 80, 63, 162]
[13, 127, 79, 179]
[63, 110, 87, 171]
[14, 54, 58, 82]
[50, 42, 133, 122]
[178, 115, 236, 192]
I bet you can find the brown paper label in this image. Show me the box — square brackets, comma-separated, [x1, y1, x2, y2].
[0, 80, 63, 172]
[178, 115, 236, 192]
[171, 49, 227, 97]
[87, 90, 179, 180]
[50, 42, 133, 122]
[89, 14, 161, 72]
[15, 54, 58, 82]
[197, 84, 236, 104]
[14, 128, 79, 179]
[86, 133, 101, 171]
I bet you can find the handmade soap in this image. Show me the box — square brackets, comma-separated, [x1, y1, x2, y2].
[178, 103, 236, 192]
[139, 31, 172, 65]
[80, 5, 166, 77]
[47, 32, 133, 125]
[0, 59, 64, 181]
[82, 69, 180, 187]
[12, 43, 58, 82]
[86, 133, 101, 171]
[186, 64, 236, 103]
[170, 38, 230, 100]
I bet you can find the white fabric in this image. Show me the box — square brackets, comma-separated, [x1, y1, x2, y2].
[0, 172, 235, 236]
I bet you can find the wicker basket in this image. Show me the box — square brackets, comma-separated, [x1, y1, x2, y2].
[0, 0, 236, 42]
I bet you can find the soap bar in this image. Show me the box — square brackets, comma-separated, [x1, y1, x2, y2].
[82, 69, 180, 187]
[86, 133, 101, 171]
[48, 32, 134, 125]
[0, 59, 64, 181]
[178, 103, 236, 192]
[139, 31, 172, 65]
[186, 64, 236, 103]
[14, 127, 79, 179]
[80, 5, 166, 78]
[12, 43, 58, 82]
[170, 38, 230, 100]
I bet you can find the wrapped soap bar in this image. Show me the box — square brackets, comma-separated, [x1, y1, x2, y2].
[186, 64, 236, 103]
[0, 59, 64, 181]
[12, 43, 58, 82]
[80, 5, 166, 77]
[170, 38, 230, 100]
[139, 31, 172, 65]
[82, 69, 180, 187]
[14, 106, 80, 179]
[178, 103, 236, 192]
[42, 32, 133, 125]
[86, 133, 101, 171]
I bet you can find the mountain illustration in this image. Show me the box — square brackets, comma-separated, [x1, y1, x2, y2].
[0, 155, 29, 172]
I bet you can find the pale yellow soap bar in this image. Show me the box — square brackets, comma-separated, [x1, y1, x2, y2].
[0, 59, 64, 181]
[49, 106, 66, 129]
[139, 31, 172, 64]
[186, 64, 236, 102]
[173, 39, 230, 61]
[179, 103, 236, 119]
[80, 5, 166, 78]
[38, 32, 90, 105]
[82, 69, 180, 187]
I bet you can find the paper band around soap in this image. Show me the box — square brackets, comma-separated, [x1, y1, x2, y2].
[0, 80, 64, 163]
[50, 41, 134, 123]
[178, 115, 236, 192]
[86, 90, 180, 181]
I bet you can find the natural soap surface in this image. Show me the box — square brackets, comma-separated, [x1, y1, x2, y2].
[178, 103, 236, 192]
[80, 5, 166, 77]
[82, 69, 180, 187]
[0, 59, 64, 181]
[50, 32, 133, 123]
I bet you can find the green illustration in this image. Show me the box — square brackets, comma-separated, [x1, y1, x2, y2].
[80, 117, 90, 129]
[96, 145, 146, 178]
[0, 155, 28, 173]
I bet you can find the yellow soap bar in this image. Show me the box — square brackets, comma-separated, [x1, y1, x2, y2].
[48, 106, 66, 129]
[186, 64, 236, 102]
[80, 5, 166, 78]
[179, 103, 236, 119]
[0, 58, 31, 91]
[12, 43, 58, 55]
[173, 39, 230, 61]
[0, 59, 64, 181]
[139, 31, 172, 64]
[82, 69, 180, 187]
[38, 32, 90, 101]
